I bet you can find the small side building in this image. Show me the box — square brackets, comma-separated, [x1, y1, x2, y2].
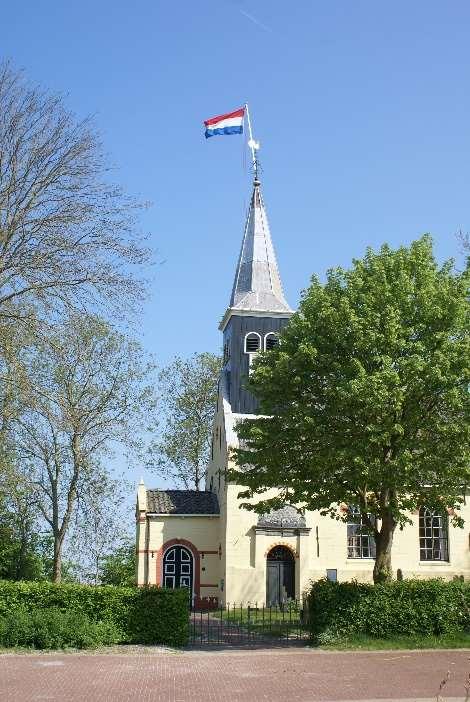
[136, 484, 220, 609]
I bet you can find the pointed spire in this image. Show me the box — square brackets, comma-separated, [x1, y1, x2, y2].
[227, 178, 292, 318]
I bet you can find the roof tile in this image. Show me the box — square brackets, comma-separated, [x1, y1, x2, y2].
[146, 490, 219, 515]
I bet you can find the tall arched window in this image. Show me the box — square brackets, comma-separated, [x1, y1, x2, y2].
[347, 505, 376, 559]
[264, 333, 279, 350]
[245, 332, 261, 353]
[223, 341, 231, 365]
[419, 507, 449, 561]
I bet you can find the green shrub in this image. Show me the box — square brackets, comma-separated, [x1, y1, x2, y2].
[307, 578, 470, 641]
[0, 608, 121, 649]
[0, 609, 34, 648]
[0, 581, 189, 649]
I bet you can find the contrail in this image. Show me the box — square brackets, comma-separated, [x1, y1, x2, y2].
[238, 8, 273, 33]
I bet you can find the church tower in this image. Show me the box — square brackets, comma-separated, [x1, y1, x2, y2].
[219, 175, 293, 414]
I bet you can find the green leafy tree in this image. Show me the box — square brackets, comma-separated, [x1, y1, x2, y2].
[153, 353, 221, 490]
[0, 488, 44, 581]
[234, 236, 470, 583]
[100, 538, 136, 586]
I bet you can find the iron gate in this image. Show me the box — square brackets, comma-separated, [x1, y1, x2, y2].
[189, 601, 310, 646]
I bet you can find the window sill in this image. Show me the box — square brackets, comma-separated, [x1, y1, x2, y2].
[418, 561, 450, 566]
[346, 557, 375, 561]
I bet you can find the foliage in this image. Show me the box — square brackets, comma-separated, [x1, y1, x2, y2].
[0, 465, 45, 581]
[234, 236, 470, 582]
[307, 578, 470, 641]
[0, 580, 189, 647]
[153, 352, 221, 490]
[99, 538, 136, 587]
[0, 608, 120, 649]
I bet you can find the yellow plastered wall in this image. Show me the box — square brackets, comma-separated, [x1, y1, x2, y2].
[136, 482, 470, 600]
[205, 386, 227, 499]
[221, 470, 470, 602]
[139, 516, 221, 596]
[135, 482, 148, 586]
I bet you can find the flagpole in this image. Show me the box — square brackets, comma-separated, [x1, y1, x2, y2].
[244, 103, 259, 179]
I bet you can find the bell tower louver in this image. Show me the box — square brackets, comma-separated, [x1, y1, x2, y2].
[220, 177, 293, 414]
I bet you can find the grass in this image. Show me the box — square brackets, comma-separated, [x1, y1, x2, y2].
[212, 605, 302, 624]
[319, 631, 470, 650]
[206, 605, 307, 638]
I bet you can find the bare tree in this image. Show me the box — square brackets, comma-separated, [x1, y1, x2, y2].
[69, 467, 131, 585]
[14, 313, 156, 582]
[459, 230, 470, 256]
[152, 352, 221, 490]
[0, 61, 150, 322]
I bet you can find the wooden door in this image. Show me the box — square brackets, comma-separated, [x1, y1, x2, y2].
[266, 547, 295, 606]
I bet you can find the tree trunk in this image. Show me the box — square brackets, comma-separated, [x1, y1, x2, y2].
[52, 538, 62, 583]
[373, 512, 396, 583]
[16, 521, 29, 580]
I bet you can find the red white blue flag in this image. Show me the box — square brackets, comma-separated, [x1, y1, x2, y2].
[204, 107, 245, 139]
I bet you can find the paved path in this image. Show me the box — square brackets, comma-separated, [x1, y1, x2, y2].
[0, 647, 470, 701]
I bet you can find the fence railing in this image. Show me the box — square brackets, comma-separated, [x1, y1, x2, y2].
[190, 600, 310, 646]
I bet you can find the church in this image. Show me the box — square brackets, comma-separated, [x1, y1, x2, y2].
[136, 174, 470, 608]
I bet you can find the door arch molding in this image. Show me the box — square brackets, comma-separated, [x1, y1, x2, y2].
[264, 542, 298, 558]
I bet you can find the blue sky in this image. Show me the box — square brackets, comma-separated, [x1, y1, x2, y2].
[4, 1, 470, 492]
[5, 1, 470, 361]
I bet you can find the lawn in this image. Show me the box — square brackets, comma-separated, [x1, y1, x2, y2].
[319, 632, 470, 650]
[206, 604, 307, 638]
[201, 606, 470, 649]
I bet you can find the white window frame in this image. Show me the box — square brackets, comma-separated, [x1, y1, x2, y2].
[347, 506, 376, 559]
[244, 331, 261, 354]
[419, 507, 449, 562]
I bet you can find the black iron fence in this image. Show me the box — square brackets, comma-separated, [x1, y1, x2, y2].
[189, 601, 310, 646]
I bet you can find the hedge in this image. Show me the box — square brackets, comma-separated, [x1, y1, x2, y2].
[0, 581, 189, 648]
[0, 608, 121, 649]
[307, 578, 470, 642]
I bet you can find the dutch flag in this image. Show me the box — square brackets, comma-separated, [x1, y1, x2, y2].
[204, 107, 245, 139]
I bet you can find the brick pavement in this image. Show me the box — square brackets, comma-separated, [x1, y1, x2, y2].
[0, 647, 469, 702]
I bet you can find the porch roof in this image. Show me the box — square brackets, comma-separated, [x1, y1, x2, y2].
[146, 489, 220, 515]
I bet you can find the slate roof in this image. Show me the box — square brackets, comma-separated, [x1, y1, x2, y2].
[229, 180, 293, 315]
[257, 505, 306, 529]
[146, 490, 219, 515]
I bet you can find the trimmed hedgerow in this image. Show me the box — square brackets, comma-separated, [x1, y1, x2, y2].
[0, 581, 189, 648]
[307, 578, 470, 642]
[0, 608, 121, 649]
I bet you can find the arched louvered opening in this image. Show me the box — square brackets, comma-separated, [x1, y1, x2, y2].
[245, 332, 261, 353]
[265, 333, 279, 350]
